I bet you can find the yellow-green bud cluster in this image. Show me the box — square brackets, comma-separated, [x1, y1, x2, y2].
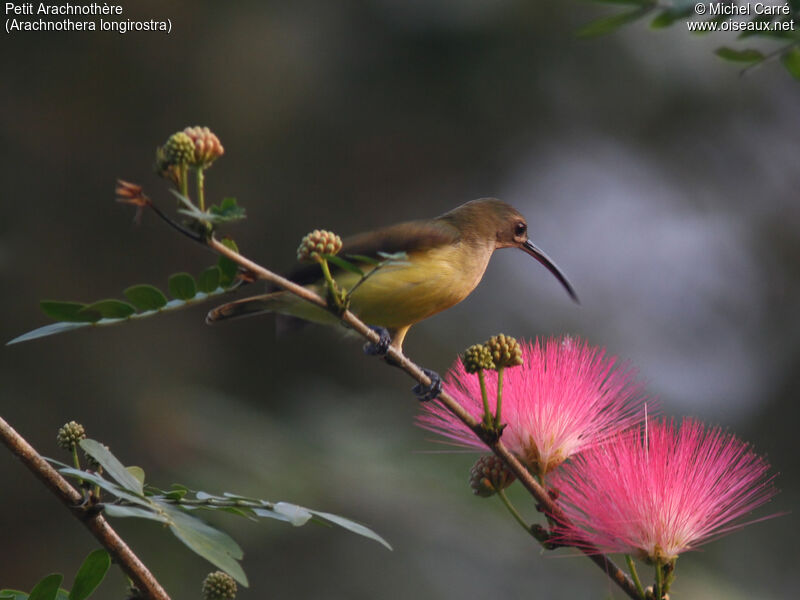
[469, 454, 516, 497]
[56, 421, 86, 451]
[162, 131, 195, 166]
[183, 126, 225, 166]
[461, 343, 495, 374]
[202, 571, 237, 600]
[155, 127, 224, 181]
[297, 230, 343, 262]
[485, 334, 523, 369]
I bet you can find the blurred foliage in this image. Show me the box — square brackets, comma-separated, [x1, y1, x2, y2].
[46, 438, 391, 588]
[581, 0, 800, 78]
[0, 550, 110, 600]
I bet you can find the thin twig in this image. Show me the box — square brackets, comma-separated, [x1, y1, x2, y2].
[0, 416, 170, 600]
[206, 236, 641, 600]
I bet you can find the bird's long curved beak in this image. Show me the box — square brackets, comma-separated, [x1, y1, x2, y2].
[522, 239, 579, 303]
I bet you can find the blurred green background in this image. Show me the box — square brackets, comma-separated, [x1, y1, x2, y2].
[1, 1, 797, 598]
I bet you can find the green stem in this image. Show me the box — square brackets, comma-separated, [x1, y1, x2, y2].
[318, 257, 345, 313]
[654, 563, 664, 600]
[625, 555, 645, 599]
[494, 367, 505, 428]
[319, 259, 336, 295]
[71, 445, 81, 470]
[662, 559, 676, 596]
[497, 489, 529, 532]
[179, 165, 189, 201]
[196, 167, 205, 212]
[71, 445, 84, 487]
[478, 370, 491, 426]
[347, 262, 382, 297]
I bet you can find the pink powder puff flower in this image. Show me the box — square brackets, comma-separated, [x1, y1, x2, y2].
[551, 418, 778, 563]
[416, 336, 648, 477]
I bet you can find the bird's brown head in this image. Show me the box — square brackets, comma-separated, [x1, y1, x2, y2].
[443, 198, 579, 303]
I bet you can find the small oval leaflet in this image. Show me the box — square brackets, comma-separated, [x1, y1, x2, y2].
[81, 300, 136, 320]
[168, 272, 197, 300]
[124, 284, 168, 311]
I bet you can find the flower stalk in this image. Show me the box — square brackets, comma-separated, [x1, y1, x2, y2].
[625, 555, 646, 600]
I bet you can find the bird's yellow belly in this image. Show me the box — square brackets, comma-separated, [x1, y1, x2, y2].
[339, 245, 489, 328]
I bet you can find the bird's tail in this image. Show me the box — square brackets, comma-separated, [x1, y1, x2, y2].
[206, 293, 284, 324]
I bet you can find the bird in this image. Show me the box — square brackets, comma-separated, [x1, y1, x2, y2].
[206, 198, 577, 355]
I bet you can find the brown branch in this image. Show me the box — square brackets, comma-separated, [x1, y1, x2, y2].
[207, 237, 641, 600]
[0, 416, 170, 600]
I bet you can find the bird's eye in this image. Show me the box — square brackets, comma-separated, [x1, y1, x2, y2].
[514, 222, 527, 237]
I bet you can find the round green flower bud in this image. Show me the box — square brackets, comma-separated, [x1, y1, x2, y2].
[162, 131, 195, 166]
[297, 229, 343, 262]
[485, 334, 523, 370]
[202, 571, 237, 600]
[56, 421, 86, 451]
[469, 454, 516, 497]
[461, 343, 495, 374]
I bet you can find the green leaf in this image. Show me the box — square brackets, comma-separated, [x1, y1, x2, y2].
[123, 285, 168, 311]
[68, 549, 110, 600]
[308, 510, 393, 550]
[208, 198, 247, 223]
[272, 502, 313, 526]
[80, 300, 136, 320]
[27, 575, 62, 600]
[0, 590, 29, 600]
[79, 440, 143, 495]
[252, 507, 294, 523]
[58, 468, 149, 507]
[782, 47, 800, 80]
[102, 504, 168, 522]
[217, 506, 256, 519]
[715, 46, 765, 62]
[577, 7, 650, 38]
[164, 484, 189, 500]
[323, 254, 364, 276]
[126, 466, 146, 487]
[217, 238, 240, 288]
[162, 505, 248, 587]
[168, 273, 197, 300]
[376, 251, 409, 262]
[197, 267, 221, 293]
[40, 301, 99, 323]
[7, 322, 93, 345]
[345, 254, 381, 265]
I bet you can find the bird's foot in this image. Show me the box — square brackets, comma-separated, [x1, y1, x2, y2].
[412, 368, 442, 402]
[363, 326, 392, 356]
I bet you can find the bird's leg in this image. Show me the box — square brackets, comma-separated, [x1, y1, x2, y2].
[363, 326, 392, 356]
[362, 325, 439, 400]
[412, 368, 442, 403]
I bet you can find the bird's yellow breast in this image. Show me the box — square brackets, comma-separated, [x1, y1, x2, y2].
[336, 241, 494, 328]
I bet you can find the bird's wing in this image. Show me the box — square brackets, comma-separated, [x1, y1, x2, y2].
[286, 218, 460, 286]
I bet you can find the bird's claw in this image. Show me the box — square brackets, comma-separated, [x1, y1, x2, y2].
[363, 326, 392, 356]
[412, 368, 442, 402]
